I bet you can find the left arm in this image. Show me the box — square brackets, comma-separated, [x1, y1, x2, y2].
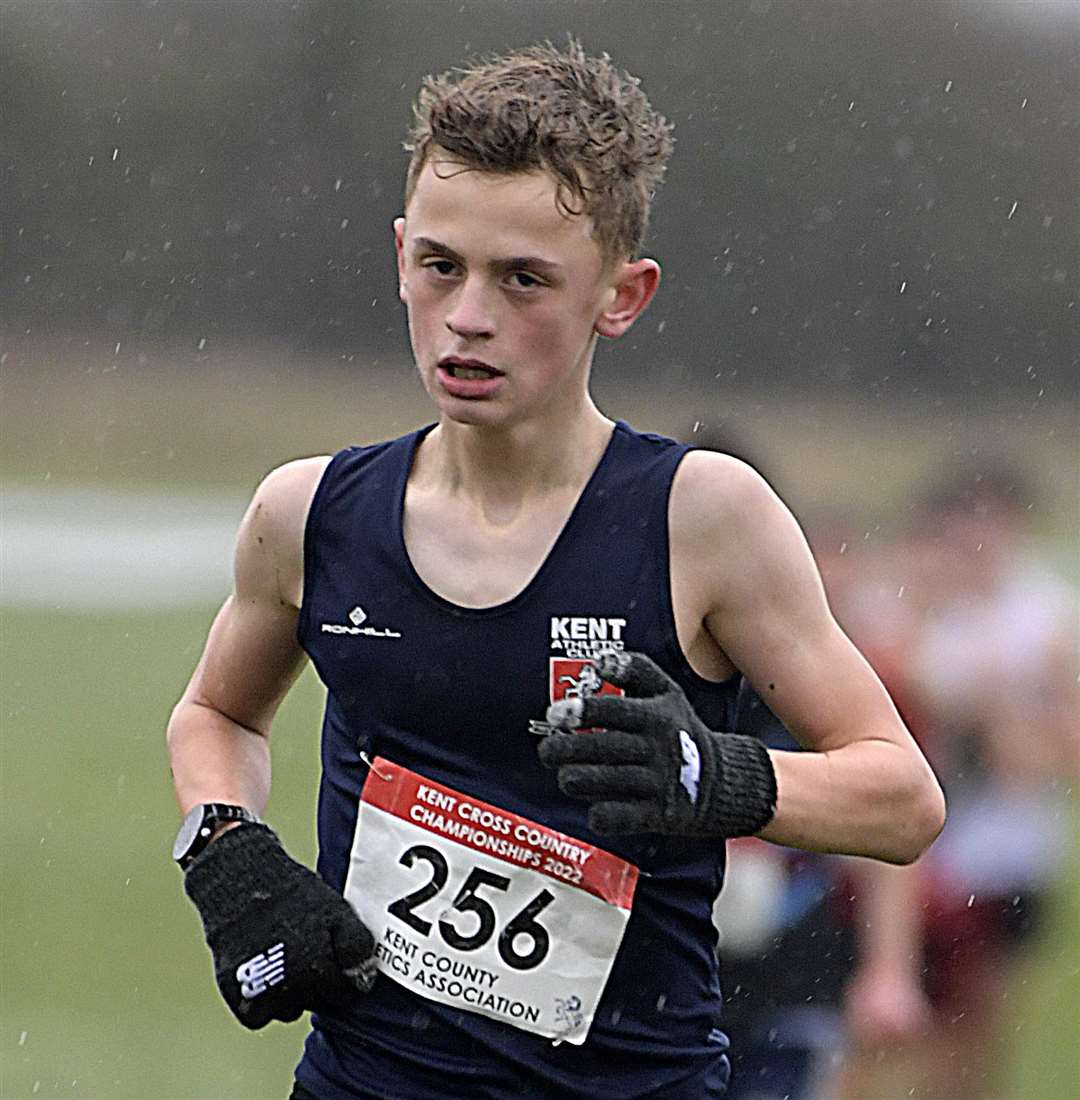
[679, 451, 945, 863]
[539, 452, 945, 863]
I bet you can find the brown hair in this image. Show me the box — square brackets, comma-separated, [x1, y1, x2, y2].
[404, 40, 674, 264]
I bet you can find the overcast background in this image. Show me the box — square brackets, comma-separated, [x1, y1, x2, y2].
[3, 0, 1078, 405]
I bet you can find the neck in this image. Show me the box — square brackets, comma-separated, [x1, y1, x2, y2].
[417, 400, 614, 506]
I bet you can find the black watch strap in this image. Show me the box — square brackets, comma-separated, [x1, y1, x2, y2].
[173, 803, 259, 870]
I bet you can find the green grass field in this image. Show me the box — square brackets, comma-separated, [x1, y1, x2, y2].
[0, 608, 325, 1098]
[2, 605, 1077, 1098]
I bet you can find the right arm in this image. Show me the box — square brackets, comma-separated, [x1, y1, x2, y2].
[167, 456, 329, 816]
[167, 455, 377, 1030]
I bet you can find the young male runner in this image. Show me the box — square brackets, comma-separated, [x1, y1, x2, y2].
[167, 42, 945, 1099]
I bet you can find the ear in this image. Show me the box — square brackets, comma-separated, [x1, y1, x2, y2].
[594, 258, 661, 340]
[393, 217, 408, 303]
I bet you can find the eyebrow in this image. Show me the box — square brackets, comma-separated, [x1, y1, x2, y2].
[412, 236, 563, 275]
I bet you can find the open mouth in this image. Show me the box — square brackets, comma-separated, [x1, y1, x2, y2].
[440, 357, 502, 380]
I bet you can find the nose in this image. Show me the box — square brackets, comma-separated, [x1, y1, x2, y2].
[445, 277, 495, 339]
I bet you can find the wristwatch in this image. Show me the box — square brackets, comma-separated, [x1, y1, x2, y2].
[173, 803, 259, 870]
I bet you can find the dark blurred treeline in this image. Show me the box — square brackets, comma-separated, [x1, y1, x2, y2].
[2, 0, 1077, 401]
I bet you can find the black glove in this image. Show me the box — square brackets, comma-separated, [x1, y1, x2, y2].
[538, 651, 777, 837]
[184, 823, 376, 1029]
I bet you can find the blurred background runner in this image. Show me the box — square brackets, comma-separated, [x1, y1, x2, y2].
[702, 431, 1078, 1100]
[835, 459, 1079, 1099]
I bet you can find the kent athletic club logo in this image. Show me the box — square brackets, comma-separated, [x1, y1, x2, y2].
[529, 616, 627, 736]
[321, 604, 402, 639]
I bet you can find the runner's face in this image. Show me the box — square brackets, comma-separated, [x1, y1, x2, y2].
[395, 160, 616, 428]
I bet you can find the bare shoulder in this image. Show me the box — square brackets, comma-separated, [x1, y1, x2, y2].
[671, 448, 795, 549]
[670, 448, 820, 613]
[251, 455, 331, 520]
[235, 455, 333, 608]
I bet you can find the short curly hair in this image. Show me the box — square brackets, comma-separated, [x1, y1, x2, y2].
[404, 40, 675, 264]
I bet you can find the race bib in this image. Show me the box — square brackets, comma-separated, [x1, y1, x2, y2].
[343, 758, 639, 1044]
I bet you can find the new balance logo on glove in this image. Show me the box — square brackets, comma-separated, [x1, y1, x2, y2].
[677, 730, 701, 804]
[236, 942, 285, 998]
[184, 823, 377, 1028]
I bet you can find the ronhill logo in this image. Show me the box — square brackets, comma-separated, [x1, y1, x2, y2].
[321, 605, 402, 639]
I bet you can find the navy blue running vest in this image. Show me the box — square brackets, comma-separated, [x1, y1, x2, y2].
[295, 421, 738, 1099]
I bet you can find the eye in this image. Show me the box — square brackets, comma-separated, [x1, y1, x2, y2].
[509, 271, 542, 289]
[423, 258, 458, 277]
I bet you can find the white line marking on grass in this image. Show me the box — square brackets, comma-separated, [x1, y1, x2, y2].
[2, 485, 247, 609]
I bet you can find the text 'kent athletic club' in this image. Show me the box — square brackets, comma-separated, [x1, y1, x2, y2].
[549, 616, 628, 660]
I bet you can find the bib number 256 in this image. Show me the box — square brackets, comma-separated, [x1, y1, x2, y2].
[387, 844, 554, 971]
